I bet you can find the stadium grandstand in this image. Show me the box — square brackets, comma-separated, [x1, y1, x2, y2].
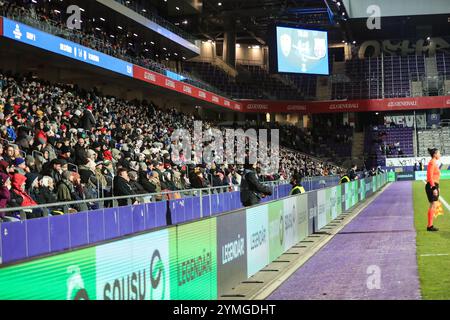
[0, 0, 450, 306]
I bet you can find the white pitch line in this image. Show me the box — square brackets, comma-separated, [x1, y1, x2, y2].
[420, 254, 450, 257]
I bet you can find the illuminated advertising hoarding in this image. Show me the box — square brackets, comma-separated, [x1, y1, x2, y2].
[170, 218, 217, 300]
[295, 194, 309, 243]
[0, 247, 96, 300]
[282, 197, 301, 250]
[316, 189, 327, 230]
[2, 18, 133, 77]
[246, 205, 269, 278]
[0, 175, 389, 300]
[95, 229, 171, 300]
[268, 201, 284, 262]
[216, 210, 247, 296]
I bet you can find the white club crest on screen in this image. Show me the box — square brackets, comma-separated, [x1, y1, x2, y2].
[314, 38, 327, 59]
[280, 34, 292, 57]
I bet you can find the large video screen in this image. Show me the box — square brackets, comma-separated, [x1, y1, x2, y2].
[275, 26, 329, 75]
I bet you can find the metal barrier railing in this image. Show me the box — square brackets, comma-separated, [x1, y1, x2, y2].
[0, 180, 288, 221]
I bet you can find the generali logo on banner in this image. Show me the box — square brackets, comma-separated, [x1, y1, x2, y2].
[246, 104, 269, 110]
[144, 71, 156, 82]
[286, 105, 307, 111]
[328, 103, 359, 110]
[387, 100, 418, 108]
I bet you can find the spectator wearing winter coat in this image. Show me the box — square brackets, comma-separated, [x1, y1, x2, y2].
[25, 172, 41, 195]
[58, 145, 75, 164]
[56, 170, 77, 203]
[113, 168, 136, 206]
[240, 163, 272, 207]
[25, 155, 38, 173]
[0, 172, 11, 210]
[149, 171, 162, 201]
[0, 172, 18, 222]
[11, 173, 38, 208]
[81, 105, 96, 131]
[138, 170, 156, 194]
[189, 167, 209, 189]
[128, 170, 146, 194]
[41, 158, 65, 184]
[73, 137, 87, 165]
[35, 176, 58, 206]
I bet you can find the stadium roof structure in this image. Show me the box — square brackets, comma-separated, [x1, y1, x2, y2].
[165, 0, 347, 45]
[127, 0, 450, 46]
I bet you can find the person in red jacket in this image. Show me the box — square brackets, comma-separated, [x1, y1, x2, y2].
[11, 173, 38, 208]
[425, 148, 441, 232]
[102, 144, 113, 162]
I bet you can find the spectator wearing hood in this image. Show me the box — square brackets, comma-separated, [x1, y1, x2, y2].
[10, 173, 38, 209]
[25, 155, 38, 174]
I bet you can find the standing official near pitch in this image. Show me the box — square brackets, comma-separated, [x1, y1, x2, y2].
[425, 148, 441, 232]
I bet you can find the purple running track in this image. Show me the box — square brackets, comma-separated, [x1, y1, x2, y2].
[268, 181, 421, 300]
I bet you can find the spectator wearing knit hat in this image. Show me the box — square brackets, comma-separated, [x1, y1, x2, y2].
[58, 145, 74, 164]
[14, 157, 29, 175]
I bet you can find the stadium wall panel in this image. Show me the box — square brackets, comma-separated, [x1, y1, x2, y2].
[0, 174, 388, 300]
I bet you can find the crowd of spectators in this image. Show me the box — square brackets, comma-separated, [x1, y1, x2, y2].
[372, 131, 404, 156]
[0, 0, 225, 97]
[278, 121, 353, 162]
[0, 1, 348, 222]
[0, 70, 345, 222]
